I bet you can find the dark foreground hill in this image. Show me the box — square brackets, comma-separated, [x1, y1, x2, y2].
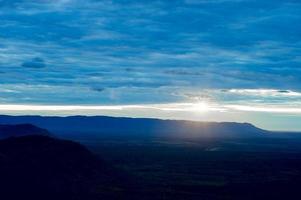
[0, 115, 270, 139]
[0, 124, 50, 138]
[0, 135, 138, 200]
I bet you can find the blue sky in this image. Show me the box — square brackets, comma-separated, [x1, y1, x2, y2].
[0, 0, 301, 131]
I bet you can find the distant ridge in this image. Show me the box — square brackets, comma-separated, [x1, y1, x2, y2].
[0, 115, 270, 139]
[0, 124, 50, 139]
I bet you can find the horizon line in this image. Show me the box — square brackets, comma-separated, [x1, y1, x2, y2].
[0, 113, 300, 133]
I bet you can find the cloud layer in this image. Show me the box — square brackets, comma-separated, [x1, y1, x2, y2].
[0, 0, 301, 130]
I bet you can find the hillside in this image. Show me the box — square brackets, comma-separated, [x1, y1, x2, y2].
[0, 135, 137, 200]
[0, 124, 50, 138]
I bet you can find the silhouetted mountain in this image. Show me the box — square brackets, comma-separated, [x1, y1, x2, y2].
[0, 115, 269, 139]
[0, 135, 136, 200]
[0, 123, 50, 139]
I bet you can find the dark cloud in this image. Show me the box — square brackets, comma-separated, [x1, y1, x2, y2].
[164, 69, 205, 76]
[278, 90, 290, 94]
[86, 72, 105, 77]
[0, 0, 24, 8]
[125, 68, 135, 72]
[91, 87, 105, 92]
[1, 0, 301, 105]
[21, 57, 46, 69]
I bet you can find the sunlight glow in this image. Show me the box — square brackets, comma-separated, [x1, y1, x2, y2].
[0, 103, 301, 114]
[191, 102, 210, 112]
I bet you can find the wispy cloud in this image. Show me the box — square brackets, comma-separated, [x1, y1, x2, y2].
[224, 89, 301, 97]
[1, 0, 301, 130]
[21, 57, 46, 68]
[225, 105, 301, 114]
[0, 102, 300, 114]
[185, 0, 246, 4]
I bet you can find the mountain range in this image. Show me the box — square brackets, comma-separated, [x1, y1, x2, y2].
[0, 116, 300, 200]
[0, 115, 270, 139]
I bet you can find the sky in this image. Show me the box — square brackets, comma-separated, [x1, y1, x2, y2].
[0, 0, 301, 131]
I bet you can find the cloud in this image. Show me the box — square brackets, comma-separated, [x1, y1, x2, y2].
[0, 0, 301, 130]
[0, 102, 225, 113]
[21, 57, 46, 68]
[90, 87, 105, 92]
[223, 89, 301, 97]
[225, 105, 301, 114]
[185, 0, 245, 4]
[0, 102, 301, 114]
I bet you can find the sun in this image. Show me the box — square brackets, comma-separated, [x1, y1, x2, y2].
[191, 102, 210, 112]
